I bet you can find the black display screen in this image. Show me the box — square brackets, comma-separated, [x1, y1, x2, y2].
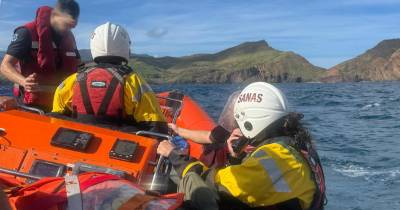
[57, 130, 80, 144]
[30, 161, 64, 177]
[110, 139, 138, 161]
[114, 141, 137, 156]
[51, 128, 93, 151]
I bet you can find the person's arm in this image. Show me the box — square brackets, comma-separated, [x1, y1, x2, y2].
[1, 27, 39, 92]
[168, 123, 212, 144]
[169, 123, 231, 145]
[0, 55, 38, 92]
[0, 54, 24, 85]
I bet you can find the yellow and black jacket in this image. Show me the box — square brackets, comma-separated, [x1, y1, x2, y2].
[169, 139, 317, 210]
[52, 65, 167, 133]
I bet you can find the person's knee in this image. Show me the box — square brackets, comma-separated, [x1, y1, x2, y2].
[180, 172, 204, 192]
[179, 172, 219, 210]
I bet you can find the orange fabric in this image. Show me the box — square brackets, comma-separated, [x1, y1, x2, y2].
[5, 172, 184, 210]
[7, 173, 101, 210]
[0, 174, 24, 189]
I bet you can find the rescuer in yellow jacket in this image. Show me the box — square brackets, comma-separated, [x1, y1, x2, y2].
[157, 82, 326, 210]
[52, 22, 167, 133]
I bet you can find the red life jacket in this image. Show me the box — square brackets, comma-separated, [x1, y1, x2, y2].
[300, 142, 327, 210]
[3, 172, 183, 210]
[71, 63, 132, 122]
[13, 6, 80, 109]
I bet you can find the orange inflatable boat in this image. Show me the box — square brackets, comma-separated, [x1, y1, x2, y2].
[0, 91, 226, 210]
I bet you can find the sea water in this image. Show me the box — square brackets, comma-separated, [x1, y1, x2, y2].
[1, 82, 399, 210]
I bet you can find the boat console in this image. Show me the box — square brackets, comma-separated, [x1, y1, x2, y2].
[0, 110, 159, 186]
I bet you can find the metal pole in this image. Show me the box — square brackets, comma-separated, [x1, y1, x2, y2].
[0, 167, 42, 180]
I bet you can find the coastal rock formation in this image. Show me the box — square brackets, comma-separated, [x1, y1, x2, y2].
[321, 39, 400, 82]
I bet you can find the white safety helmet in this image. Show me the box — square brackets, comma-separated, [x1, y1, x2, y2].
[90, 22, 131, 62]
[234, 82, 289, 139]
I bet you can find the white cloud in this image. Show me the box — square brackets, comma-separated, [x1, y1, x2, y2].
[146, 27, 168, 38]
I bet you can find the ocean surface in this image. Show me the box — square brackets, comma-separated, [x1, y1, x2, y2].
[1, 82, 400, 210]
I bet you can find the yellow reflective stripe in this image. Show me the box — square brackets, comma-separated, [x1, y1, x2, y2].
[182, 161, 207, 177]
[133, 76, 152, 103]
[253, 150, 291, 193]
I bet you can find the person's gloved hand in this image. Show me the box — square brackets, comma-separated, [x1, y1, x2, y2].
[171, 136, 188, 150]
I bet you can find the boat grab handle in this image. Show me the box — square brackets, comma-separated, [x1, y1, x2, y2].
[16, 98, 45, 115]
[135, 131, 173, 141]
[0, 167, 42, 180]
[135, 131, 173, 193]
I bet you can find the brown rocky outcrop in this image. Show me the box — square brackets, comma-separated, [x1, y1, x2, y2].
[320, 39, 400, 82]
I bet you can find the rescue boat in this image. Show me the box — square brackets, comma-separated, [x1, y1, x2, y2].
[0, 91, 225, 209]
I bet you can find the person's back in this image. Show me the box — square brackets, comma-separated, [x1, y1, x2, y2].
[52, 22, 167, 134]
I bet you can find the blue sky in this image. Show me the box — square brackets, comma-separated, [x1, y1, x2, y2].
[0, 0, 399, 68]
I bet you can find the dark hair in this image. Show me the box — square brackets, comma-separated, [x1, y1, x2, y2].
[281, 112, 314, 151]
[251, 112, 314, 151]
[56, 0, 80, 20]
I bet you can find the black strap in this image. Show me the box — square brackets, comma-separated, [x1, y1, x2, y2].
[77, 62, 98, 73]
[76, 113, 120, 124]
[79, 62, 133, 76]
[97, 76, 120, 116]
[78, 73, 95, 115]
[302, 142, 326, 210]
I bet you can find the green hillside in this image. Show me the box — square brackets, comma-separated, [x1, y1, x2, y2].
[1, 41, 327, 84]
[129, 40, 326, 84]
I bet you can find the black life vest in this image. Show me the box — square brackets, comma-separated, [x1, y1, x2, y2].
[71, 63, 132, 122]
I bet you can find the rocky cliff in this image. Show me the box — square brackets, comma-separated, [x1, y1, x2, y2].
[321, 39, 400, 82]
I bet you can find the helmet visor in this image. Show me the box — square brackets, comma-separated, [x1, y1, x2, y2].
[218, 90, 240, 132]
